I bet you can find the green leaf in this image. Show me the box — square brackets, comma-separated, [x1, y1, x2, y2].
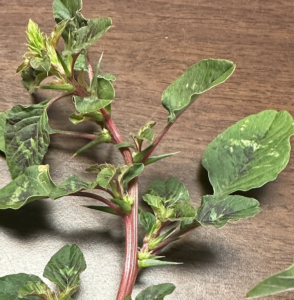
[26, 19, 44, 56]
[202, 110, 294, 196]
[18, 281, 55, 299]
[0, 111, 8, 153]
[30, 51, 51, 73]
[247, 263, 294, 298]
[67, 18, 112, 55]
[74, 53, 88, 71]
[136, 121, 157, 142]
[21, 67, 47, 93]
[115, 142, 136, 150]
[180, 218, 200, 232]
[96, 164, 117, 188]
[99, 73, 116, 81]
[139, 209, 156, 233]
[133, 145, 153, 163]
[74, 95, 112, 113]
[40, 83, 74, 92]
[138, 258, 181, 268]
[0, 165, 55, 210]
[135, 283, 176, 300]
[122, 163, 144, 186]
[144, 153, 178, 166]
[84, 205, 118, 216]
[43, 244, 86, 295]
[0, 273, 42, 300]
[124, 297, 132, 300]
[143, 178, 196, 222]
[49, 174, 95, 200]
[162, 59, 235, 123]
[196, 195, 261, 228]
[69, 111, 104, 125]
[5, 101, 51, 179]
[73, 129, 112, 157]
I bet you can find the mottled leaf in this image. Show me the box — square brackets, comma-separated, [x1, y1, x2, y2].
[135, 283, 176, 300]
[74, 53, 88, 71]
[21, 67, 47, 93]
[67, 18, 112, 55]
[43, 244, 86, 295]
[5, 101, 51, 179]
[26, 19, 44, 56]
[0, 165, 55, 210]
[0, 273, 42, 300]
[74, 95, 112, 113]
[139, 209, 156, 233]
[143, 178, 196, 222]
[30, 51, 51, 73]
[96, 164, 116, 188]
[180, 218, 200, 232]
[99, 73, 116, 81]
[162, 59, 235, 122]
[49, 174, 95, 200]
[0, 111, 7, 153]
[197, 195, 261, 228]
[136, 121, 157, 142]
[247, 263, 294, 298]
[18, 281, 54, 299]
[202, 110, 294, 196]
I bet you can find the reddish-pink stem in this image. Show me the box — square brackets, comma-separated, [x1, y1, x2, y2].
[50, 131, 97, 140]
[47, 92, 74, 110]
[72, 191, 123, 216]
[94, 186, 115, 198]
[141, 122, 173, 164]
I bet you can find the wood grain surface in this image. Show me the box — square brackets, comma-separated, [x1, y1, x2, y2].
[1, 0, 294, 299]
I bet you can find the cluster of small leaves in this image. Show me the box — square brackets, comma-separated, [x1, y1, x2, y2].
[0, 244, 86, 300]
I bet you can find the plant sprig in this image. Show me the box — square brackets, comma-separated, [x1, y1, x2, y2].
[0, 0, 293, 299]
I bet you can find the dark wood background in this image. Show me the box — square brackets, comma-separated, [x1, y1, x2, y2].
[0, 0, 294, 299]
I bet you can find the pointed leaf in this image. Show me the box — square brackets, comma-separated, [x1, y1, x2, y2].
[162, 59, 235, 122]
[143, 178, 196, 222]
[202, 110, 294, 196]
[73, 129, 111, 157]
[26, 19, 44, 56]
[122, 163, 144, 186]
[196, 195, 261, 228]
[247, 263, 294, 298]
[0, 165, 55, 210]
[43, 244, 86, 294]
[136, 121, 157, 142]
[144, 153, 177, 166]
[5, 101, 51, 179]
[139, 209, 156, 233]
[135, 283, 176, 300]
[0, 273, 42, 300]
[115, 142, 136, 150]
[85, 205, 118, 216]
[99, 73, 116, 81]
[133, 145, 153, 163]
[138, 258, 181, 268]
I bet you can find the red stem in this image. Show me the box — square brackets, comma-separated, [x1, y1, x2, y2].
[50, 131, 97, 140]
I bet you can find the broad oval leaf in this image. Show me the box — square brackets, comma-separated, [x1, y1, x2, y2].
[74, 95, 112, 113]
[142, 178, 196, 222]
[43, 244, 86, 294]
[202, 110, 294, 196]
[0, 273, 42, 300]
[139, 209, 156, 233]
[196, 195, 261, 228]
[96, 164, 116, 188]
[162, 59, 235, 122]
[135, 283, 176, 300]
[247, 263, 294, 298]
[18, 281, 54, 299]
[5, 101, 51, 179]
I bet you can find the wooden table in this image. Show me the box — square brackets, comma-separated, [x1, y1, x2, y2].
[0, 0, 293, 299]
